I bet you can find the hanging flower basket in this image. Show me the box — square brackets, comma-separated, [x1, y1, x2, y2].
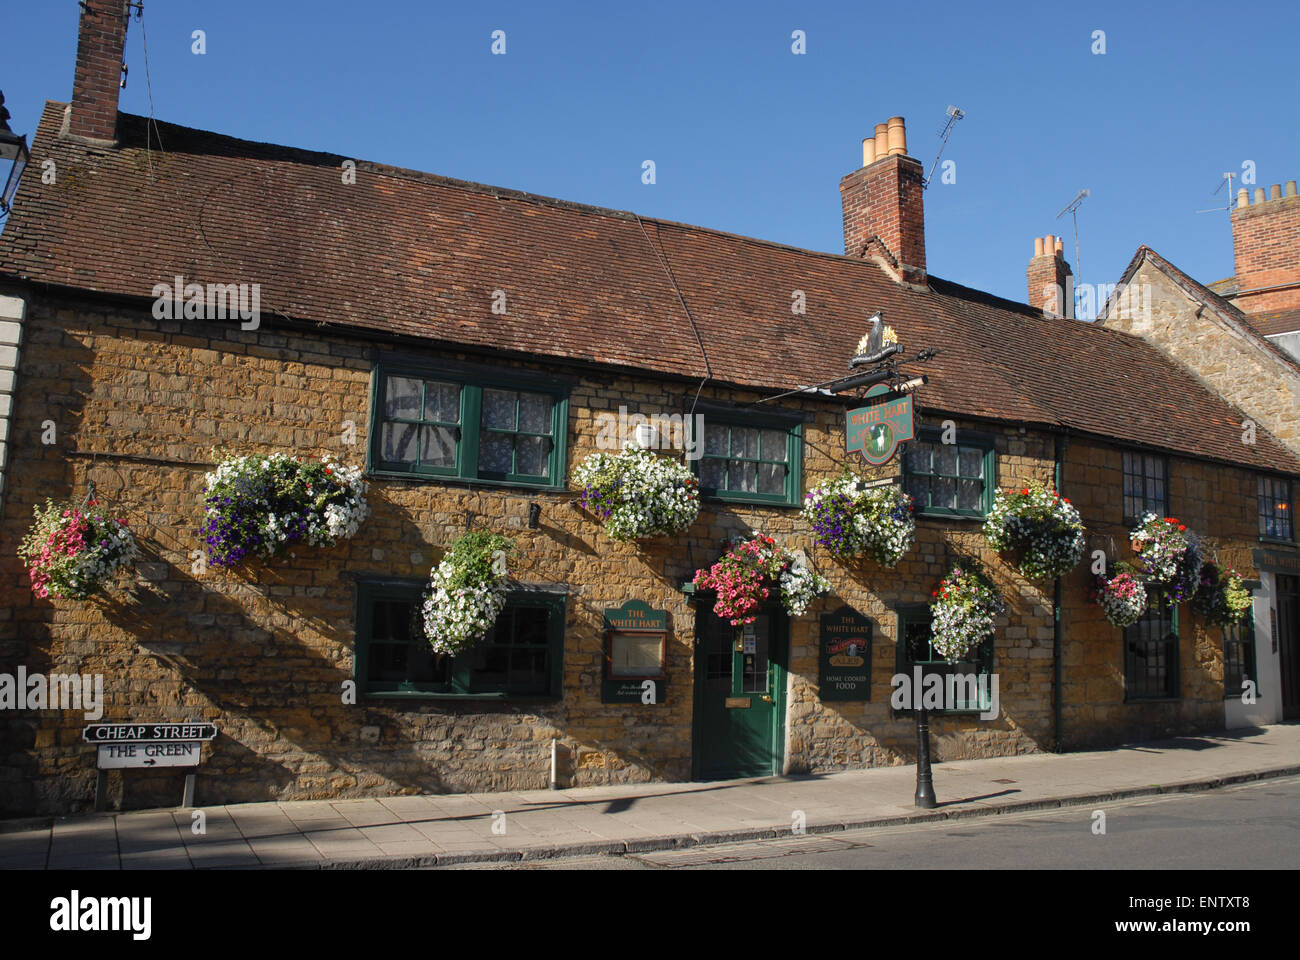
[983, 481, 1085, 580]
[199, 452, 369, 567]
[422, 532, 516, 655]
[1191, 561, 1252, 626]
[929, 561, 1005, 662]
[1130, 512, 1201, 607]
[1090, 563, 1148, 628]
[19, 498, 139, 600]
[572, 443, 700, 541]
[801, 473, 915, 566]
[692, 535, 831, 625]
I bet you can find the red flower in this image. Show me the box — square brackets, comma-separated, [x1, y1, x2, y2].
[931, 590, 938, 597]
[1178, 525, 1186, 532]
[1021, 488, 1029, 495]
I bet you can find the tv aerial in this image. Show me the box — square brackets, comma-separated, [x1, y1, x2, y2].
[923, 105, 965, 187]
[1056, 188, 1089, 311]
[1196, 172, 1237, 215]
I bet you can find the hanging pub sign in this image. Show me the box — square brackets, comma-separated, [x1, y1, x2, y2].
[846, 383, 915, 466]
[602, 601, 668, 704]
[818, 606, 872, 701]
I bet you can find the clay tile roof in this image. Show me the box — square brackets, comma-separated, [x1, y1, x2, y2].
[1247, 309, 1300, 337]
[3, 104, 1298, 477]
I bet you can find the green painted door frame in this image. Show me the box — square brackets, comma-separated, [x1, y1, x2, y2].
[691, 601, 788, 780]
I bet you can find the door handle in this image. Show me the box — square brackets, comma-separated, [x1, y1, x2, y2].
[760, 694, 773, 703]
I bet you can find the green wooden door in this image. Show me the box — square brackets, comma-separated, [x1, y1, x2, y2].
[693, 606, 787, 779]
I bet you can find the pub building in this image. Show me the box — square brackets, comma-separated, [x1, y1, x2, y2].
[0, 5, 1297, 815]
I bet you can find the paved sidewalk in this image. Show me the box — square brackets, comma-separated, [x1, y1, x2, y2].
[2, 724, 1297, 869]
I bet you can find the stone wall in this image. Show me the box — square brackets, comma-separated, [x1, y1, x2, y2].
[1104, 259, 1300, 456]
[0, 288, 1266, 816]
[1057, 438, 1258, 749]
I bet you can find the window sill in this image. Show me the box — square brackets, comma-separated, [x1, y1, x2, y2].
[914, 511, 988, 522]
[1258, 536, 1297, 548]
[362, 691, 559, 702]
[366, 470, 568, 494]
[702, 494, 800, 509]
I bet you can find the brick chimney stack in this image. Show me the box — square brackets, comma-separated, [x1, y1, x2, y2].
[840, 116, 927, 287]
[1026, 234, 1073, 317]
[1229, 180, 1300, 316]
[67, 0, 131, 143]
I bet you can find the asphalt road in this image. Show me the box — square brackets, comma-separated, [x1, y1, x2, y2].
[461, 774, 1300, 870]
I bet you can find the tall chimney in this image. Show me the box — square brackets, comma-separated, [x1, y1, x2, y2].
[1229, 178, 1300, 316]
[840, 116, 927, 287]
[1026, 234, 1073, 318]
[67, 0, 131, 143]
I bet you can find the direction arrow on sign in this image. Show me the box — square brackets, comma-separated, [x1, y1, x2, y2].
[97, 742, 204, 770]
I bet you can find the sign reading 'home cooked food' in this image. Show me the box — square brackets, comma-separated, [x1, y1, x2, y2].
[818, 607, 872, 701]
[845, 384, 915, 466]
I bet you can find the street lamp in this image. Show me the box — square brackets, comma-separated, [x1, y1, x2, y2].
[0, 91, 31, 215]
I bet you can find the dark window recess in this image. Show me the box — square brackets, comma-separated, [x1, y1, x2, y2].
[894, 607, 993, 712]
[356, 584, 564, 698]
[1124, 606, 1180, 700]
[1123, 451, 1168, 524]
[1258, 475, 1293, 541]
[1223, 614, 1257, 700]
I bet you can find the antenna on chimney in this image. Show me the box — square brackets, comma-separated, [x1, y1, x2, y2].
[1195, 172, 1237, 215]
[923, 105, 965, 187]
[1055, 188, 1089, 314]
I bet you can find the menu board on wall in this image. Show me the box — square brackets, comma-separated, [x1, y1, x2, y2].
[818, 606, 872, 701]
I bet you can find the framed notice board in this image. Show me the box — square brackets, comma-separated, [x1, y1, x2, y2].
[602, 600, 669, 704]
[819, 606, 872, 701]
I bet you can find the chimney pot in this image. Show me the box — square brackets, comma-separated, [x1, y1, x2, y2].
[840, 117, 927, 286]
[886, 116, 907, 156]
[1286, 180, 1298, 198]
[1254, 187, 1266, 204]
[1026, 230, 1073, 316]
[1269, 183, 1282, 201]
[1237, 188, 1249, 208]
[1055, 238, 1064, 256]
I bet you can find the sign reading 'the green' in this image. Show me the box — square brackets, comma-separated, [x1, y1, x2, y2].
[818, 606, 872, 701]
[846, 384, 915, 466]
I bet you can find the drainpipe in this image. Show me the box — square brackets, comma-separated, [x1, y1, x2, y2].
[550, 738, 559, 790]
[1053, 433, 1066, 753]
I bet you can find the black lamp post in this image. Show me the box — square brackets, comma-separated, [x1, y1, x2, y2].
[914, 700, 937, 808]
[0, 91, 31, 215]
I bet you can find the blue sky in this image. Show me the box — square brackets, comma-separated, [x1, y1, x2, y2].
[4, 0, 1298, 307]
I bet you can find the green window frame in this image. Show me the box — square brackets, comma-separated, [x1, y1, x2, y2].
[1258, 475, 1293, 542]
[369, 361, 569, 489]
[1123, 451, 1170, 525]
[893, 605, 994, 714]
[354, 580, 565, 700]
[902, 428, 996, 518]
[1123, 605, 1180, 701]
[695, 407, 803, 506]
[1223, 611, 1257, 701]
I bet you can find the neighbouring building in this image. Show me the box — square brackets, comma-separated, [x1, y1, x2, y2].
[1099, 187, 1300, 729]
[0, 4, 1297, 815]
